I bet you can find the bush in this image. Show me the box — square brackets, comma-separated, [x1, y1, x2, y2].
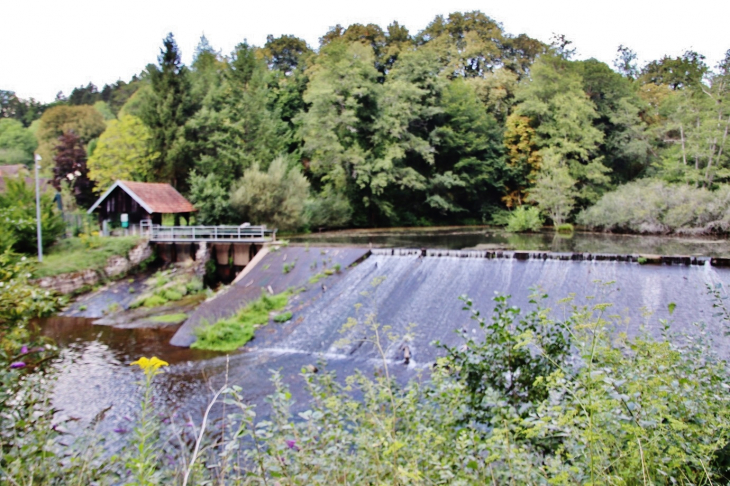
[556, 222, 574, 234]
[162, 289, 182, 302]
[143, 295, 167, 308]
[578, 179, 730, 234]
[0, 177, 65, 254]
[230, 156, 310, 231]
[505, 205, 543, 232]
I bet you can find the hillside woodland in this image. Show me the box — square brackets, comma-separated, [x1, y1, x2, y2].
[2, 12, 729, 233]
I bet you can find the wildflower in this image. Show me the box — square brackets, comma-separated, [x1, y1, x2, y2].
[20, 345, 28, 354]
[114, 427, 128, 434]
[286, 439, 299, 451]
[130, 356, 169, 377]
[10, 362, 26, 369]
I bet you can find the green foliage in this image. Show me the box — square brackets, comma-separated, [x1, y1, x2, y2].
[0, 177, 65, 254]
[556, 223, 574, 233]
[143, 295, 167, 308]
[148, 313, 187, 323]
[140, 33, 197, 192]
[187, 171, 232, 225]
[439, 292, 571, 421]
[282, 261, 296, 274]
[191, 290, 289, 351]
[87, 115, 156, 191]
[273, 311, 292, 323]
[578, 179, 730, 233]
[35, 105, 106, 169]
[230, 156, 310, 231]
[35, 236, 140, 277]
[162, 289, 182, 301]
[0, 119, 37, 166]
[505, 205, 543, 232]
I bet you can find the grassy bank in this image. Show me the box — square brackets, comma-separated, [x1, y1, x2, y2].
[192, 290, 290, 351]
[35, 235, 142, 278]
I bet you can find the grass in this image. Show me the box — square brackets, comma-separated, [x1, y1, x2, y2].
[35, 236, 141, 278]
[148, 313, 188, 323]
[273, 311, 292, 323]
[309, 273, 326, 284]
[191, 291, 290, 352]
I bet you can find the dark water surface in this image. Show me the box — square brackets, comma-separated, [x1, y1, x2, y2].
[291, 227, 730, 256]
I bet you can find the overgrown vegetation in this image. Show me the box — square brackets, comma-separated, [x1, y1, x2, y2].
[35, 235, 141, 278]
[191, 290, 290, 351]
[579, 179, 730, 234]
[0, 177, 64, 255]
[129, 266, 204, 310]
[4, 281, 730, 484]
[505, 205, 544, 232]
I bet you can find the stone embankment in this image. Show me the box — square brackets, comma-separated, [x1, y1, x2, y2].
[34, 241, 154, 294]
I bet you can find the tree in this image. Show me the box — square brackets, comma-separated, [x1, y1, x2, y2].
[264, 35, 311, 74]
[641, 51, 708, 90]
[0, 119, 37, 166]
[188, 171, 233, 225]
[87, 115, 157, 191]
[230, 156, 310, 230]
[140, 33, 197, 191]
[0, 177, 64, 254]
[299, 40, 381, 221]
[526, 152, 577, 226]
[36, 105, 106, 169]
[0, 90, 47, 127]
[513, 54, 609, 206]
[52, 131, 96, 208]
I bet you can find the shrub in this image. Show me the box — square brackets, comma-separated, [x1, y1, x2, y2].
[556, 222, 574, 234]
[143, 295, 167, 308]
[505, 205, 544, 232]
[0, 177, 65, 254]
[579, 179, 730, 234]
[163, 289, 183, 302]
[273, 311, 293, 323]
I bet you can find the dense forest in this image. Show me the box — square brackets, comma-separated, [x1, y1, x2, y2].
[2, 11, 729, 233]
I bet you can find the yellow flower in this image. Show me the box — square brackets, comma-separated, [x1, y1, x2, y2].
[130, 356, 169, 376]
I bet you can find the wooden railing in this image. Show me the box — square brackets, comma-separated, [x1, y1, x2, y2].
[142, 222, 276, 243]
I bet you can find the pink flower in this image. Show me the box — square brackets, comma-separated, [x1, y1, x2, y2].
[20, 345, 28, 354]
[10, 362, 26, 369]
[285, 439, 299, 451]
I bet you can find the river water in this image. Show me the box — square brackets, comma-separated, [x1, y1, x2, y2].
[38, 233, 730, 442]
[291, 227, 730, 256]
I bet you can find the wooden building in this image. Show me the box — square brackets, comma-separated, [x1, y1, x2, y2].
[87, 180, 196, 229]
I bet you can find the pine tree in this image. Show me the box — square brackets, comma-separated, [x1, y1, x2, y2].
[141, 33, 197, 191]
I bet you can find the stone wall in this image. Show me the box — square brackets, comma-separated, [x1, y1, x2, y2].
[34, 240, 154, 295]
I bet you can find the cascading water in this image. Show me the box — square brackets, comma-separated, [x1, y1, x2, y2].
[44, 249, 730, 436]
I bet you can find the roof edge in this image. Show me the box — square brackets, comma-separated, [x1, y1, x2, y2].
[87, 180, 154, 214]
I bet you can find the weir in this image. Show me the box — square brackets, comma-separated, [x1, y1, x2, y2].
[47, 246, 730, 434]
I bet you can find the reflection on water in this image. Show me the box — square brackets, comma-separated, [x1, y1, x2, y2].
[291, 227, 730, 256]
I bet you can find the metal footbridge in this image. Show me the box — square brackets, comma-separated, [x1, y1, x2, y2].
[143, 222, 276, 243]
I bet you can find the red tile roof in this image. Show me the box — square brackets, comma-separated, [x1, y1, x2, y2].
[121, 181, 196, 213]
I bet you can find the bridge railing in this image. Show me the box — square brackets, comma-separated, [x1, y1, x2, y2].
[143, 222, 276, 242]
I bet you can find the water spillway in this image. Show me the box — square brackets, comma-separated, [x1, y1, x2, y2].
[45, 247, 730, 436]
[270, 250, 730, 364]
